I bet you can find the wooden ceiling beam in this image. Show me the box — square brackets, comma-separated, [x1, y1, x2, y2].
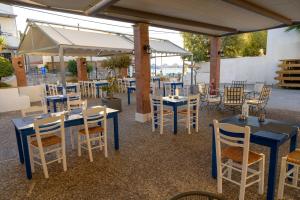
[84, 0, 120, 16]
[222, 0, 292, 25]
[105, 6, 237, 33]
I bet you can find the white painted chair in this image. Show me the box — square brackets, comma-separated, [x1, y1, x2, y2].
[21, 99, 48, 117]
[30, 115, 67, 178]
[67, 95, 86, 149]
[178, 95, 200, 134]
[213, 120, 265, 200]
[77, 106, 108, 162]
[149, 95, 173, 134]
[79, 81, 85, 97]
[277, 138, 300, 199]
[164, 84, 173, 96]
[117, 78, 125, 93]
[48, 84, 58, 96]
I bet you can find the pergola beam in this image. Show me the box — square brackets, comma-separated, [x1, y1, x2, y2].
[84, 0, 120, 16]
[106, 6, 238, 33]
[222, 0, 292, 25]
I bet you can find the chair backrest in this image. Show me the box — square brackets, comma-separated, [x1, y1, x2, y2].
[258, 86, 271, 103]
[67, 92, 81, 101]
[164, 84, 172, 96]
[232, 80, 246, 88]
[48, 84, 58, 96]
[34, 115, 65, 146]
[187, 95, 200, 111]
[254, 82, 265, 94]
[180, 85, 190, 96]
[82, 106, 107, 132]
[67, 99, 87, 111]
[224, 86, 244, 105]
[21, 105, 48, 117]
[149, 95, 163, 115]
[213, 120, 251, 166]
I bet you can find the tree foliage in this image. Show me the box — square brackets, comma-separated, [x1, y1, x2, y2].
[0, 56, 13, 81]
[101, 55, 132, 70]
[182, 31, 267, 62]
[0, 36, 6, 50]
[67, 59, 94, 76]
[286, 24, 300, 33]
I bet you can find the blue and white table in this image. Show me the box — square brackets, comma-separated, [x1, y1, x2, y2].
[210, 115, 299, 200]
[163, 82, 184, 96]
[12, 107, 120, 179]
[46, 95, 67, 113]
[95, 82, 109, 98]
[162, 96, 195, 134]
[46, 84, 78, 93]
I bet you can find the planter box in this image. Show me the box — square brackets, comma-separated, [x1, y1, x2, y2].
[101, 97, 122, 112]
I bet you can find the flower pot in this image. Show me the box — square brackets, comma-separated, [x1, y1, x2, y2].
[101, 97, 122, 112]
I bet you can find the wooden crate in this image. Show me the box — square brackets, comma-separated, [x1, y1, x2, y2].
[275, 59, 300, 88]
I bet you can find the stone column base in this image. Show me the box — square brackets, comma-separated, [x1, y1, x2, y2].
[135, 112, 151, 123]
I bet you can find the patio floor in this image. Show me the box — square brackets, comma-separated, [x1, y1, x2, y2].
[0, 89, 299, 200]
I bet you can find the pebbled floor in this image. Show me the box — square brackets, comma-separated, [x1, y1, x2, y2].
[0, 93, 299, 200]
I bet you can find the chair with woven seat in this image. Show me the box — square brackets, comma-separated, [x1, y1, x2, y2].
[30, 114, 67, 178]
[277, 145, 300, 199]
[67, 96, 87, 149]
[178, 95, 199, 134]
[150, 95, 173, 134]
[246, 86, 271, 115]
[77, 106, 108, 162]
[213, 120, 265, 200]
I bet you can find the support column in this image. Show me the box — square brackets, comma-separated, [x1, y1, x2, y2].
[76, 57, 88, 81]
[59, 47, 66, 87]
[134, 23, 151, 122]
[12, 56, 27, 87]
[210, 37, 221, 94]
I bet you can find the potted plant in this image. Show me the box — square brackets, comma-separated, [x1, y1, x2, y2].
[100, 55, 132, 111]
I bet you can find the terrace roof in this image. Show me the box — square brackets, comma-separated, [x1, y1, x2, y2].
[18, 20, 191, 57]
[2, 0, 300, 36]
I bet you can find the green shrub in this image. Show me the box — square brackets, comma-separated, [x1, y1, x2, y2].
[0, 82, 11, 88]
[0, 56, 13, 81]
[67, 60, 77, 76]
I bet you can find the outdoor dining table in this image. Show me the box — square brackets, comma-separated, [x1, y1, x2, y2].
[127, 86, 136, 105]
[163, 82, 184, 96]
[210, 115, 299, 200]
[46, 95, 67, 113]
[46, 84, 78, 93]
[11, 107, 120, 179]
[95, 81, 109, 98]
[163, 96, 194, 134]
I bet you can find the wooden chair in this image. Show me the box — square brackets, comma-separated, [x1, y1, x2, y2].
[30, 115, 67, 178]
[232, 80, 246, 88]
[178, 95, 199, 134]
[200, 85, 221, 110]
[213, 120, 265, 200]
[246, 86, 271, 115]
[223, 86, 244, 111]
[77, 106, 108, 162]
[277, 129, 300, 200]
[164, 84, 173, 96]
[149, 95, 173, 134]
[79, 81, 85, 97]
[48, 84, 58, 96]
[21, 100, 48, 117]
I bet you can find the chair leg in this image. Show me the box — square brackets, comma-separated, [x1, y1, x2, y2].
[104, 131, 108, 158]
[62, 144, 67, 172]
[86, 136, 94, 162]
[227, 160, 233, 179]
[188, 115, 191, 134]
[239, 166, 247, 200]
[217, 165, 223, 194]
[277, 157, 287, 199]
[151, 116, 155, 132]
[77, 133, 81, 157]
[292, 165, 299, 186]
[160, 114, 163, 134]
[258, 154, 265, 195]
[39, 148, 49, 179]
[56, 150, 61, 163]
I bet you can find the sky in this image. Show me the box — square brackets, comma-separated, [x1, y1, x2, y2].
[12, 6, 184, 66]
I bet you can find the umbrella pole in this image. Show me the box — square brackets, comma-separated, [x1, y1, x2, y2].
[59, 46, 66, 87]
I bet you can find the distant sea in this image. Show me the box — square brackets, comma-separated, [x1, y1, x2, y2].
[151, 68, 183, 75]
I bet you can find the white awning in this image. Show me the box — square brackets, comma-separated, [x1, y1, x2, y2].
[18, 20, 191, 57]
[3, 0, 300, 36]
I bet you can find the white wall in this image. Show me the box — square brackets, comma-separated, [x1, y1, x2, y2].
[184, 28, 300, 85]
[0, 88, 30, 113]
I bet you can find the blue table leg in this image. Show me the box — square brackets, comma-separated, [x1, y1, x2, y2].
[163, 86, 166, 96]
[211, 126, 217, 178]
[158, 80, 161, 89]
[288, 129, 298, 180]
[15, 127, 24, 164]
[74, 86, 77, 93]
[173, 105, 178, 134]
[127, 88, 131, 105]
[193, 105, 196, 129]
[47, 98, 50, 112]
[266, 144, 279, 200]
[113, 114, 119, 150]
[21, 134, 32, 179]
